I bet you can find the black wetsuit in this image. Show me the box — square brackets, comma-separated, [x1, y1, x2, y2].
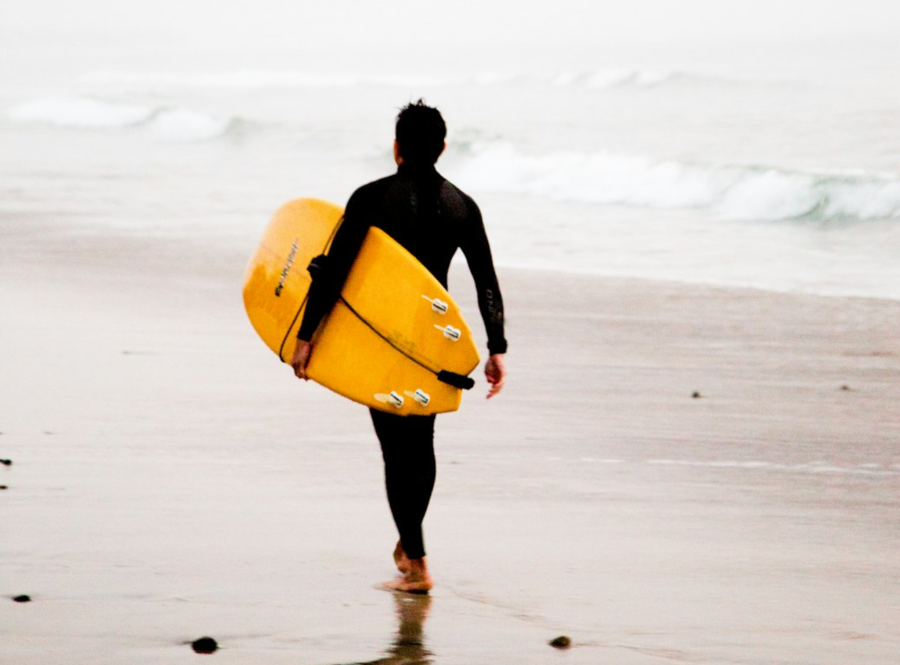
[297, 162, 507, 559]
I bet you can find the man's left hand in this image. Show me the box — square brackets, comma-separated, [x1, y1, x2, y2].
[291, 340, 313, 380]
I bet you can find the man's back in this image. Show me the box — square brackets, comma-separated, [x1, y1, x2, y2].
[345, 163, 478, 285]
[298, 162, 506, 356]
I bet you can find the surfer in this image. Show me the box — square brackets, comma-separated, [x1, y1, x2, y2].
[291, 100, 507, 593]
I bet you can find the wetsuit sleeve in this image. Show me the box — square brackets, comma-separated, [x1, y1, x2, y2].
[296, 189, 371, 342]
[459, 197, 508, 355]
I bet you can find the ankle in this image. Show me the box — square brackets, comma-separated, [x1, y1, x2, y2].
[408, 557, 430, 577]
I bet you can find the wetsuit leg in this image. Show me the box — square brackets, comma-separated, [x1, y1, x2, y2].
[370, 408, 437, 560]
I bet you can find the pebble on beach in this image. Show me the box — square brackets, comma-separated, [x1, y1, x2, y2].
[0, 459, 11, 466]
[0, 485, 8, 490]
[549, 635, 571, 649]
[692, 391, 702, 398]
[13, 595, 32, 603]
[191, 637, 219, 654]
[840, 384, 851, 391]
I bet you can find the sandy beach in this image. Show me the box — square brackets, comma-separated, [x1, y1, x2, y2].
[1, 220, 898, 664]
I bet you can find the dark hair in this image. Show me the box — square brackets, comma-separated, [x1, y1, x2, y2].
[395, 99, 446, 165]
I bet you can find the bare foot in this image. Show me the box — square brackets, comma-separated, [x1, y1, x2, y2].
[393, 540, 412, 575]
[383, 557, 433, 595]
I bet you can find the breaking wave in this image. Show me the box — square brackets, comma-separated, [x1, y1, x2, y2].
[146, 108, 236, 142]
[7, 97, 154, 128]
[7, 97, 239, 142]
[552, 68, 677, 89]
[453, 143, 900, 222]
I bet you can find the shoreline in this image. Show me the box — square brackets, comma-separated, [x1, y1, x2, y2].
[4, 214, 900, 306]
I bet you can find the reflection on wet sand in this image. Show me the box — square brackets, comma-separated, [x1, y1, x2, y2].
[344, 593, 433, 665]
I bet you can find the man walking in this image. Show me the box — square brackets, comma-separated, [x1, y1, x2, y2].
[291, 100, 507, 593]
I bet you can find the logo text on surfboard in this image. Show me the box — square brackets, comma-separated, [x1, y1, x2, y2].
[275, 239, 299, 296]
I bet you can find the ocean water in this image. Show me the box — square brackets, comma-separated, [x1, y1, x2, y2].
[2, 1, 899, 299]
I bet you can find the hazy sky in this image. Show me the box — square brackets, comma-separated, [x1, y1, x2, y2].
[2, 0, 899, 52]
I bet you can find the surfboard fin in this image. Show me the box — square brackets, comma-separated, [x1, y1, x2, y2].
[435, 324, 461, 341]
[421, 295, 449, 314]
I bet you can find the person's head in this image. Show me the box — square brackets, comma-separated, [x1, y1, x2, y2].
[394, 99, 446, 166]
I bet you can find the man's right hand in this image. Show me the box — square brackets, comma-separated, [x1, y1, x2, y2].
[291, 340, 313, 380]
[484, 353, 506, 399]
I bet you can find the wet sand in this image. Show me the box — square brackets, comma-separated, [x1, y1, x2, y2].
[1, 222, 899, 664]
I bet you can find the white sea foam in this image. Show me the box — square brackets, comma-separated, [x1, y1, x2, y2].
[453, 142, 900, 222]
[7, 97, 155, 128]
[7, 97, 236, 142]
[553, 68, 677, 89]
[147, 109, 234, 143]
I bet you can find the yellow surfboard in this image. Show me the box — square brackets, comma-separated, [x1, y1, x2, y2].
[243, 198, 481, 415]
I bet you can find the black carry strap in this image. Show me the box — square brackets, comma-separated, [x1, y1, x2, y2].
[437, 370, 476, 390]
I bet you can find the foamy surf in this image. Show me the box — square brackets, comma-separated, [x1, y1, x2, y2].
[7, 97, 238, 142]
[553, 68, 676, 89]
[147, 109, 235, 143]
[7, 97, 154, 128]
[453, 142, 900, 222]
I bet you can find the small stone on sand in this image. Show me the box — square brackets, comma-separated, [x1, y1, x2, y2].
[191, 637, 219, 654]
[840, 385, 851, 391]
[0, 459, 12, 466]
[0, 485, 8, 490]
[692, 391, 701, 398]
[549, 635, 571, 649]
[13, 595, 31, 603]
